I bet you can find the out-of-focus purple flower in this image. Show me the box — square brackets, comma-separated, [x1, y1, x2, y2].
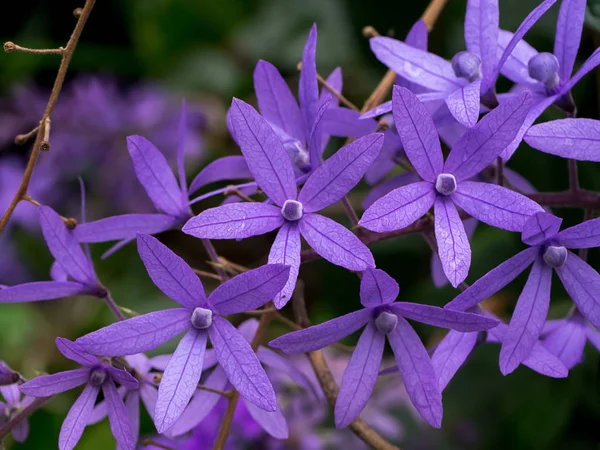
[0, 383, 35, 443]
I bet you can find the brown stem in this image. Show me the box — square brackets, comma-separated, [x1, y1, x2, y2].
[495, 157, 504, 186]
[526, 190, 600, 209]
[197, 385, 233, 398]
[422, 0, 449, 30]
[201, 239, 228, 281]
[14, 126, 39, 145]
[192, 268, 223, 281]
[318, 73, 359, 111]
[3, 42, 64, 55]
[0, 0, 96, 236]
[568, 159, 579, 193]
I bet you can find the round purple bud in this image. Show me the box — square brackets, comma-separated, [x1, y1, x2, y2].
[435, 173, 457, 196]
[191, 307, 213, 330]
[543, 245, 567, 268]
[281, 199, 303, 221]
[89, 368, 107, 386]
[451, 51, 482, 82]
[375, 311, 398, 334]
[528, 53, 560, 90]
[283, 140, 311, 173]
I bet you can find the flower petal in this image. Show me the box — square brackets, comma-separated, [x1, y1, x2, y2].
[525, 118, 600, 162]
[360, 268, 399, 308]
[543, 319, 586, 369]
[256, 347, 317, 396]
[245, 399, 289, 439]
[0, 281, 89, 303]
[19, 369, 89, 397]
[497, 30, 539, 85]
[560, 47, 600, 94]
[56, 338, 98, 367]
[73, 214, 178, 243]
[103, 381, 135, 450]
[268, 223, 301, 309]
[554, 0, 587, 81]
[555, 216, 600, 249]
[188, 156, 252, 195]
[363, 172, 420, 209]
[445, 81, 481, 129]
[464, 0, 499, 79]
[390, 303, 498, 331]
[321, 107, 378, 139]
[521, 212, 563, 246]
[432, 330, 478, 391]
[106, 368, 139, 391]
[299, 24, 319, 142]
[58, 383, 99, 450]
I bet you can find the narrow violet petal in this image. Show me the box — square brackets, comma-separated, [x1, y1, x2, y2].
[182, 203, 284, 239]
[256, 347, 316, 396]
[137, 233, 205, 308]
[12, 418, 29, 443]
[335, 322, 385, 428]
[154, 329, 207, 433]
[431, 330, 478, 391]
[434, 197, 471, 288]
[299, 213, 375, 271]
[392, 86, 443, 182]
[208, 264, 291, 315]
[139, 384, 158, 420]
[299, 24, 319, 142]
[556, 252, 600, 329]
[0, 281, 89, 303]
[524, 119, 600, 162]
[124, 390, 140, 447]
[445, 247, 538, 311]
[253, 60, 304, 142]
[543, 320, 586, 369]
[106, 368, 139, 391]
[444, 91, 532, 181]
[405, 19, 428, 50]
[453, 181, 544, 231]
[321, 67, 343, 105]
[55, 338, 98, 367]
[87, 399, 107, 426]
[585, 327, 600, 352]
[554, 0, 587, 81]
[387, 316, 443, 428]
[370, 37, 462, 91]
[360, 268, 399, 308]
[363, 172, 421, 209]
[1, 384, 19, 405]
[245, 399, 289, 439]
[168, 365, 228, 436]
[365, 130, 403, 185]
[267, 223, 301, 309]
[298, 133, 384, 212]
[431, 252, 449, 288]
[390, 303, 498, 331]
[521, 212, 563, 246]
[444, 81, 481, 129]
[360, 101, 392, 120]
[51, 261, 68, 282]
[58, 383, 99, 450]
[188, 156, 252, 195]
[497, 30, 539, 85]
[209, 316, 276, 411]
[73, 214, 178, 243]
[39, 206, 95, 286]
[308, 96, 331, 167]
[127, 135, 183, 216]
[19, 369, 89, 397]
[269, 309, 372, 354]
[321, 107, 378, 138]
[464, 0, 499, 78]
[229, 98, 296, 205]
[522, 342, 569, 378]
[359, 182, 435, 233]
[499, 258, 553, 375]
[177, 100, 188, 198]
[560, 47, 600, 94]
[555, 217, 600, 249]
[103, 381, 135, 450]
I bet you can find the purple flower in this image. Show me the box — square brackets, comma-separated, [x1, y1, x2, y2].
[0, 206, 107, 304]
[445, 212, 600, 375]
[183, 98, 382, 307]
[19, 338, 138, 450]
[0, 383, 35, 443]
[270, 268, 498, 428]
[75, 233, 290, 432]
[541, 308, 600, 369]
[360, 87, 542, 287]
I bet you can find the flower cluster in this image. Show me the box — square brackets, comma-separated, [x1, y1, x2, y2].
[1, 0, 600, 448]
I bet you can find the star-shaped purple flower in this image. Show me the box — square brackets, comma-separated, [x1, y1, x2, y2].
[0, 206, 107, 304]
[360, 87, 542, 287]
[0, 383, 35, 443]
[75, 233, 290, 432]
[183, 98, 382, 307]
[269, 268, 499, 428]
[445, 212, 600, 375]
[19, 338, 139, 450]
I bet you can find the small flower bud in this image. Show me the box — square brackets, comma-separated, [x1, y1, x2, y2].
[435, 173, 457, 196]
[375, 311, 398, 334]
[452, 51, 482, 82]
[543, 245, 568, 268]
[283, 140, 311, 173]
[0, 362, 20, 386]
[3, 42, 15, 53]
[190, 307, 213, 330]
[89, 368, 107, 386]
[528, 53, 560, 91]
[281, 199, 304, 221]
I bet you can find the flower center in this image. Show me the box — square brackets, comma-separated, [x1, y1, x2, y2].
[451, 51, 482, 82]
[435, 173, 457, 196]
[89, 368, 107, 386]
[375, 311, 398, 334]
[528, 53, 560, 91]
[281, 200, 303, 221]
[543, 245, 567, 268]
[191, 307, 213, 330]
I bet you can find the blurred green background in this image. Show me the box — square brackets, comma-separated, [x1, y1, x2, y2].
[1, 0, 600, 449]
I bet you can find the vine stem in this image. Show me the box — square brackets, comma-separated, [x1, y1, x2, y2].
[0, 0, 96, 236]
[201, 239, 229, 281]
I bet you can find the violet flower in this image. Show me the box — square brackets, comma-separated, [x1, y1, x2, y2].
[0, 383, 35, 443]
[445, 212, 600, 375]
[542, 308, 600, 370]
[498, 0, 600, 159]
[270, 268, 499, 428]
[0, 206, 107, 304]
[183, 98, 382, 307]
[19, 338, 138, 450]
[360, 87, 542, 287]
[75, 233, 290, 432]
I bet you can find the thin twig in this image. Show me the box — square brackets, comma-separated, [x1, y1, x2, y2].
[0, 0, 96, 237]
[224, 186, 255, 203]
[495, 157, 504, 186]
[273, 312, 355, 352]
[141, 439, 175, 450]
[14, 126, 39, 145]
[22, 195, 78, 228]
[197, 385, 233, 398]
[201, 239, 229, 281]
[193, 268, 223, 281]
[3, 42, 65, 55]
[103, 292, 126, 321]
[568, 159, 579, 193]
